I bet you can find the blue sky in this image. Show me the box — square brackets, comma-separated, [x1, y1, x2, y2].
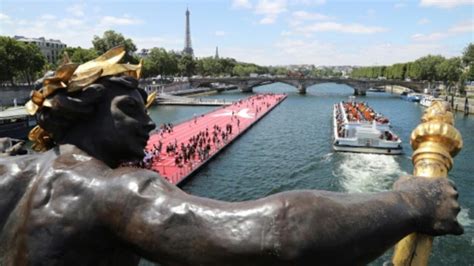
[0, 0, 472, 66]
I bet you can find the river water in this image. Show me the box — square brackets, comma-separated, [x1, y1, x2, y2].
[147, 83, 474, 265]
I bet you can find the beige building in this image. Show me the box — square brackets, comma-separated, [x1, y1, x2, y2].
[14, 36, 67, 64]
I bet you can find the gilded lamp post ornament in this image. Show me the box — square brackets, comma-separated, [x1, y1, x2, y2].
[392, 100, 463, 265]
[25, 45, 155, 152]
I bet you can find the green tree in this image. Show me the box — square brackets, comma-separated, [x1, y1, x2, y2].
[406, 62, 421, 80]
[0, 37, 46, 85]
[0, 37, 23, 85]
[465, 65, 474, 81]
[462, 43, 474, 82]
[462, 43, 474, 66]
[178, 54, 196, 77]
[142, 48, 179, 78]
[19, 43, 46, 85]
[219, 58, 237, 76]
[196, 57, 223, 76]
[92, 30, 137, 63]
[70, 48, 99, 64]
[414, 55, 446, 81]
[59, 47, 99, 64]
[436, 57, 462, 95]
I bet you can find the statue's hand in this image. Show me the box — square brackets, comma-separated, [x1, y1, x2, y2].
[394, 176, 463, 236]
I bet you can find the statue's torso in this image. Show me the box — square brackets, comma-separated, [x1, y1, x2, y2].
[0, 145, 140, 266]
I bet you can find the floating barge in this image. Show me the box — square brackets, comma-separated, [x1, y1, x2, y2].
[146, 93, 287, 185]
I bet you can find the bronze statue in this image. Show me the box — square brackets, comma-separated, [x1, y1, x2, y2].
[0, 47, 463, 266]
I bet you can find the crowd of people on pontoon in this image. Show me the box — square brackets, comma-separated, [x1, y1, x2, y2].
[126, 93, 286, 178]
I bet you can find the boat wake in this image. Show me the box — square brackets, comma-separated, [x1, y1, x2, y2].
[336, 153, 408, 193]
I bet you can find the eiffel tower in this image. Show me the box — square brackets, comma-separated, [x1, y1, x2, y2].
[183, 8, 194, 57]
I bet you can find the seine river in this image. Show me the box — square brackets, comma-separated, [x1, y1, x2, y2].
[146, 83, 474, 265]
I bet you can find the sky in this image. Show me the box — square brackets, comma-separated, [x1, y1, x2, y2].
[0, 0, 472, 66]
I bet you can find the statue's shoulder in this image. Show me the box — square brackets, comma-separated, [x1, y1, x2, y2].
[104, 166, 176, 197]
[52, 145, 175, 197]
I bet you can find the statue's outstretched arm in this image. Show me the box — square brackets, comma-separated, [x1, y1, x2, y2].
[94, 170, 461, 266]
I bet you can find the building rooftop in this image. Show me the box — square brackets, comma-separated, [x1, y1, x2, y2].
[14, 35, 65, 44]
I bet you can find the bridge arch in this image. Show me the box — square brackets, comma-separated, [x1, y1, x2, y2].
[188, 77, 426, 95]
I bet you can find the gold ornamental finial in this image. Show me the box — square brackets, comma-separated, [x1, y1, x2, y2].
[26, 45, 146, 152]
[392, 100, 463, 265]
[410, 100, 462, 176]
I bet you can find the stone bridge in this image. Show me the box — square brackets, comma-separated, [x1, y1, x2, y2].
[189, 77, 427, 95]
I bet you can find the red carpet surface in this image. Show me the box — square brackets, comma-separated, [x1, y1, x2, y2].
[146, 93, 287, 185]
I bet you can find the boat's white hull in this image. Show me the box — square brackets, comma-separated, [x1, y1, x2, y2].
[333, 143, 403, 155]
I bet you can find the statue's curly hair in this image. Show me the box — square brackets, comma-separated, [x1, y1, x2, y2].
[35, 76, 148, 146]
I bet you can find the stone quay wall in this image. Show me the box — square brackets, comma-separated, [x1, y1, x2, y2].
[0, 85, 33, 107]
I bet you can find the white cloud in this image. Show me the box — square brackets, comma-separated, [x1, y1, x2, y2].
[215, 30, 226, 36]
[299, 22, 388, 34]
[411, 32, 447, 42]
[259, 16, 276, 24]
[417, 18, 430, 25]
[292, 11, 332, 21]
[203, 46, 268, 65]
[57, 18, 85, 29]
[255, 0, 287, 24]
[0, 13, 10, 20]
[133, 36, 182, 50]
[290, 0, 326, 5]
[412, 19, 473, 42]
[0, 13, 12, 24]
[232, 0, 252, 9]
[449, 19, 473, 33]
[67, 4, 85, 17]
[18, 20, 28, 26]
[420, 0, 473, 8]
[271, 37, 456, 66]
[99, 16, 143, 27]
[39, 14, 56, 20]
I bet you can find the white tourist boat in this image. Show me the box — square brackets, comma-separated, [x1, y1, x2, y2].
[333, 100, 402, 155]
[420, 95, 435, 107]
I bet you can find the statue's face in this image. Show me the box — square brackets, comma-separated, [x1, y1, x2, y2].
[100, 85, 156, 162]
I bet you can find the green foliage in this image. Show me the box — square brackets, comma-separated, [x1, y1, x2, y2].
[413, 55, 446, 81]
[309, 68, 342, 78]
[232, 63, 260, 77]
[436, 57, 462, 83]
[385, 63, 406, 80]
[462, 43, 474, 66]
[350, 43, 472, 83]
[268, 67, 288, 76]
[351, 66, 386, 79]
[60, 47, 99, 64]
[465, 65, 474, 81]
[196, 56, 223, 76]
[20, 43, 46, 84]
[0, 36, 46, 85]
[92, 30, 137, 63]
[178, 54, 196, 77]
[142, 48, 179, 78]
[71, 48, 99, 64]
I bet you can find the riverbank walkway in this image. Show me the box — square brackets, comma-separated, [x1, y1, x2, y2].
[145, 93, 287, 185]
